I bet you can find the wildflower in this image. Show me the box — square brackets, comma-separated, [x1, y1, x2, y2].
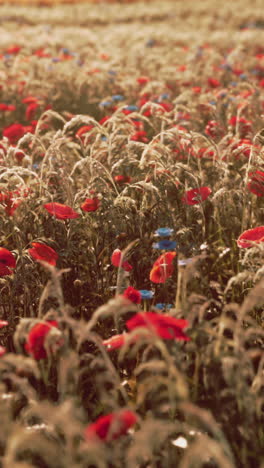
[25, 102, 38, 121]
[111, 95, 124, 102]
[228, 116, 252, 137]
[137, 76, 150, 85]
[3, 123, 25, 145]
[205, 120, 223, 139]
[114, 175, 132, 185]
[153, 240, 177, 250]
[0, 191, 22, 216]
[182, 187, 211, 205]
[44, 202, 79, 220]
[155, 303, 173, 310]
[85, 410, 138, 442]
[122, 286, 141, 304]
[5, 45, 21, 55]
[0, 320, 8, 328]
[0, 346, 6, 357]
[154, 228, 174, 237]
[24, 321, 62, 360]
[14, 150, 25, 162]
[81, 197, 100, 212]
[208, 77, 220, 88]
[75, 125, 94, 139]
[237, 226, 264, 248]
[111, 249, 133, 272]
[0, 247, 16, 276]
[150, 251, 176, 283]
[28, 242, 58, 266]
[139, 290, 154, 300]
[126, 312, 190, 341]
[247, 171, 264, 196]
[130, 131, 148, 143]
[103, 334, 127, 351]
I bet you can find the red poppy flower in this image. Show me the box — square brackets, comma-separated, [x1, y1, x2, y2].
[237, 226, 264, 248]
[205, 120, 224, 139]
[182, 187, 211, 205]
[85, 410, 138, 442]
[0, 103, 12, 111]
[103, 334, 126, 351]
[208, 77, 220, 88]
[24, 321, 61, 360]
[111, 249, 133, 272]
[122, 286, 141, 304]
[247, 171, 264, 197]
[228, 117, 252, 138]
[28, 242, 58, 266]
[130, 131, 148, 143]
[0, 320, 8, 328]
[75, 125, 94, 139]
[81, 197, 100, 212]
[44, 203, 79, 220]
[22, 96, 38, 105]
[126, 312, 190, 341]
[14, 150, 26, 162]
[0, 191, 22, 216]
[0, 247, 16, 276]
[114, 175, 132, 185]
[137, 76, 150, 85]
[5, 45, 21, 55]
[150, 252, 177, 284]
[3, 123, 26, 145]
[25, 102, 38, 121]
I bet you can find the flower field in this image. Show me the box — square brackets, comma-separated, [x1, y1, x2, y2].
[0, 0, 263, 466]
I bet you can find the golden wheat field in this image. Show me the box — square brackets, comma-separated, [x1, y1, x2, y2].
[0, 0, 263, 467]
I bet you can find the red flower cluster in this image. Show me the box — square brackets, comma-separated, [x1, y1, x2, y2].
[24, 321, 62, 360]
[0, 247, 16, 276]
[111, 249, 133, 272]
[28, 242, 59, 266]
[237, 226, 264, 248]
[150, 252, 176, 284]
[182, 187, 211, 205]
[85, 410, 138, 442]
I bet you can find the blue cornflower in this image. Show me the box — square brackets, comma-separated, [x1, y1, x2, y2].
[101, 136, 107, 141]
[145, 39, 156, 47]
[239, 73, 247, 80]
[153, 240, 177, 250]
[139, 290, 154, 300]
[160, 93, 169, 100]
[155, 303, 173, 310]
[52, 57, 61, 63]
[100, 101, 112, 108]
[125, 105, 138, 112]
[230, 82, 237, 87]
[209, 101, 216, 106]
[108, 70, 117, 75]
[154, 228, 174, 237]
[112, 95, 124, 102]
